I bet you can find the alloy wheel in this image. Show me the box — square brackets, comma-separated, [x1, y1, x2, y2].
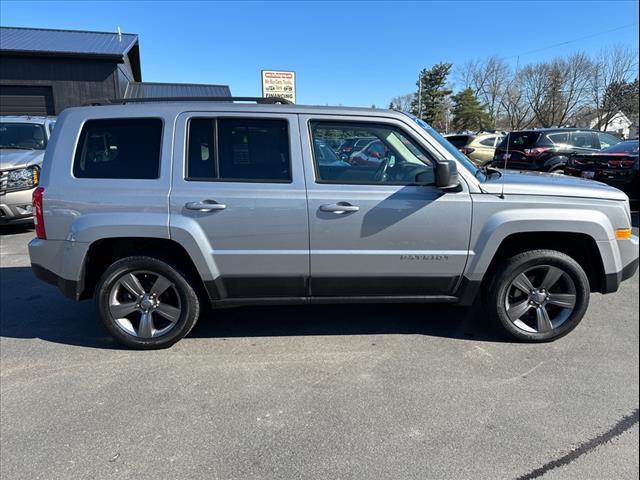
[504, 265, 577, 334]
[108, 270, 182, 338]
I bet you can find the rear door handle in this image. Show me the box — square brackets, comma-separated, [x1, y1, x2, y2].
[319, 202, 360, 213]
[185, 200, 227, 212]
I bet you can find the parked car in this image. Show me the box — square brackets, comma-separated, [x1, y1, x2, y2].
[29, 99, 638, 349]
[348, 139, 387, 166]
[336, 136, 376, 160]
[0, 116, 55, 225]
[314, 139, 350, 167]
[565, 140, 639, 201]
[445, 132, 504, 165]
[490, 128, 621, 173]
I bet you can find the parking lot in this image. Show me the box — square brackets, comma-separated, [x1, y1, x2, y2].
[0, 219, 638, 480]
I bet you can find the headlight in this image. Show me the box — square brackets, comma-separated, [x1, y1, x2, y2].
[6, 166, 39, 191]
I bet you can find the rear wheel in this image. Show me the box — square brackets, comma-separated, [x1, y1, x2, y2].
[96, 256, 200, 349]
[488, 250, 589, 342]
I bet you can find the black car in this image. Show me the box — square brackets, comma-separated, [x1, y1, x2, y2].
[565, 140, 639, 201]
[491, 129, 622, 173]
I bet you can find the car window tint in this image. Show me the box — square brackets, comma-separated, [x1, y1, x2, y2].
[311, 122, 434, 185]
[569, 132, 597, 149]
[478, 136, 496, 147]
[73, 118, 162, 179]
[186, 118, 291, 183]
[546, 132, 568, 144]
[446, 135, 473, 148]
[217, 119, 291, 182]
[498, 132, 540, 148]
[187, 118, 216, 179]
[597, 132, 621, 149]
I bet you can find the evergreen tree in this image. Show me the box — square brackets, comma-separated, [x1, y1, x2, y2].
[410, 63, 453, 129]
[451, 88, 492, 132]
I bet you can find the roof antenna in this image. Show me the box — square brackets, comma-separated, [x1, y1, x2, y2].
[117, 26, 122, 41]
[500, 55, 520, 199]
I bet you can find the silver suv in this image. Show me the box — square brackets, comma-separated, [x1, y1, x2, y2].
[28, 99, 639, 349]
[0, 116, 55, 224]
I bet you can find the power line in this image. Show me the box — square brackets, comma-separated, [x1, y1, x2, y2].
[505, 23, 638, 60]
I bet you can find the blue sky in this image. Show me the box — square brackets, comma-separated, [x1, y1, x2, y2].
[1, 1, 638, 107]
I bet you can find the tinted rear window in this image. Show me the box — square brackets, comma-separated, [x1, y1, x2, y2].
[446, 135, 474, 148]
[187, 118, 291, 182]
[498, 132, 541, 149]
[73, 118, 162, 179]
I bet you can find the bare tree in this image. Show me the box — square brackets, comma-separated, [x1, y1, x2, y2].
[521, 53, 592, 127]
[388, 93, 415, 113]
[458, 56, 511, 125]
[500, 72, 534, 130]
[589, 46, 638, 130]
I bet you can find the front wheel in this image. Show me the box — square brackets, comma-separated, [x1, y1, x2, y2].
[488, 250, 590, 342]
[96, 256, 201, 349]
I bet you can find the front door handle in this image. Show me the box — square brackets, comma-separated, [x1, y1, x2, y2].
[319, 202, 360, 213]
[185, 200, 227, 212]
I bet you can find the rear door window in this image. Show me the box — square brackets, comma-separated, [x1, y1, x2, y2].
[73, 118, 163, 179]
[569, 132, 597, 149]
[596, 132, 621, 149]
[186, 118, 291, 183]
[546, 132, 569, 144]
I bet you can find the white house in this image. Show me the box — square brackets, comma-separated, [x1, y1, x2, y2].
[577, 110, 635, 139]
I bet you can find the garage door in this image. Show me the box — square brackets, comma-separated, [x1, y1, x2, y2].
[0, 85, 55, 116]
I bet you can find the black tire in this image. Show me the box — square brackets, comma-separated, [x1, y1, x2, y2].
[487, 249, 590, 342]
[96, 256, 200, 349]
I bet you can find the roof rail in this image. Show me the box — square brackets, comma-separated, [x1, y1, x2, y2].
[84, 96, 293, 106]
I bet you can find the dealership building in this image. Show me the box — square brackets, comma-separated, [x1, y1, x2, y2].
[0, 26, 231, 116]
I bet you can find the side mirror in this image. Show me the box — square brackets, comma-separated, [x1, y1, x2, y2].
[436, 160, 460, 189]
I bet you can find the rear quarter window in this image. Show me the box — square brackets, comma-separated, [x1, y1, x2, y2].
[73, 118, 163, 179]
[498, 132, 541, 148]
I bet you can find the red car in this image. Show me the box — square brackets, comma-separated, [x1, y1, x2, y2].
[565, 140, 639, 201]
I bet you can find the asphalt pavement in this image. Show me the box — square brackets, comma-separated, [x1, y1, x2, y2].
[1, 218, 638, 480]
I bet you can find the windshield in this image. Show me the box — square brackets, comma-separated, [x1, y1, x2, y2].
[406, 114, 479, 175]
[0, 123, 47, 150]
[603, 140, 639, 154]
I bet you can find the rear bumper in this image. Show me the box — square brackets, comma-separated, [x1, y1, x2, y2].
[28, 238, 89, 300]
[31, 263, 80, 300]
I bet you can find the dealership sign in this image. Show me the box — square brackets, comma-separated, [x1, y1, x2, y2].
[261, 70, 296, 103]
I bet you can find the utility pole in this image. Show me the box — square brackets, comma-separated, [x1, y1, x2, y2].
[417, 72, 423, 120]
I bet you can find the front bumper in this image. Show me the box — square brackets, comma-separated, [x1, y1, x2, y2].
[602, 234, 640, 293]
[0, 186, 36, 224]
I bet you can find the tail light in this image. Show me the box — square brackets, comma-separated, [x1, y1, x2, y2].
[460, 147, 475, 155]
[523, 147, 550, 156]
[32, 186, 46, 239]
[570, 158, 592, 166]
[608, 159, 635, 168]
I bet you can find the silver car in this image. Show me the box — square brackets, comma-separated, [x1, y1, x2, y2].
[0, 116, 55, 224]
[28, 99, 638, 349]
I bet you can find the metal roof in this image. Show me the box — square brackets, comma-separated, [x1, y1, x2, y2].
[0, 26, 138, 57]
[124, 82, 231, 99]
